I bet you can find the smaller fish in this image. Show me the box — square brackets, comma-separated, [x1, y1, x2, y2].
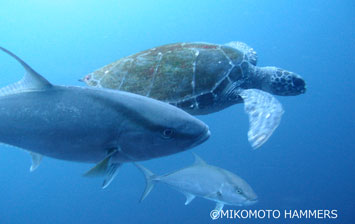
[135, 154, 257, 214]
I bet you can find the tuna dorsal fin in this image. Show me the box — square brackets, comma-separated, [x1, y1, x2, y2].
[192, 153, 207, 166]
[0, 47, 52, 96]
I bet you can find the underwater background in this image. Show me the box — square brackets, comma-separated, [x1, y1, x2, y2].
[0, 0, 353, 223]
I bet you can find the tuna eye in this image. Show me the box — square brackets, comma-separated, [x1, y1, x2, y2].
[235, 187, 243, 194]
[161, 128, 175, 139]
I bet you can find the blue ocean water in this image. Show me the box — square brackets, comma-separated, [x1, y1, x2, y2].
[0, 0, 353, 223]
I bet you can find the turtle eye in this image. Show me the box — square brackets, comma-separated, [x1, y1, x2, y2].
[161, 128, 175, 139]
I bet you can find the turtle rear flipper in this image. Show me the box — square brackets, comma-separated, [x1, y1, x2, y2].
[239, 89, 284, 149]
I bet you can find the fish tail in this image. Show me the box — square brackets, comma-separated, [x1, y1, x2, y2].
[134, 163, 157, 202]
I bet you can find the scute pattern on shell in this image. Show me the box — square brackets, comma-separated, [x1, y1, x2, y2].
[86, 42, 249, 104]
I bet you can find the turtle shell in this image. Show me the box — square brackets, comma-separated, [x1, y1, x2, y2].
[83, 42, 252, 114]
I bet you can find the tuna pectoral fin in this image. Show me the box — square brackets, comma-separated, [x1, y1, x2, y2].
[134, 163, 157, 202]
[83, 150, 121, 189]
[184, 192, 196, 205]
[29, 152, 43, 172]
[214, 202, 224, 214]
[239, 89, 284, 149]
[0, 47, 52, 97]
[101, 163, 122, 189]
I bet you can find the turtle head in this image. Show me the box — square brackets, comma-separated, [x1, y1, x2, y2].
[257, 66, 306, 96]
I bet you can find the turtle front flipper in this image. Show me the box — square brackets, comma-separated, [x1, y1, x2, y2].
[225, 41, 258, 66]
[239, 89, 284, 149]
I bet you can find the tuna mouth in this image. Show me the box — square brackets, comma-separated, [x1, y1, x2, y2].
[245, 198, 258, 206]
[190, 127, 210, 148]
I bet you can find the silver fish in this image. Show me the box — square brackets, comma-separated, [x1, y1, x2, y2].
[135, 153, 257, 214]
[0, 47, 210, 188]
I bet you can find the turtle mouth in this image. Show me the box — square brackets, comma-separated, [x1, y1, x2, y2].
[293, 77, 306, 94]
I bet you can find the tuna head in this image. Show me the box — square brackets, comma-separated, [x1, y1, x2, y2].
[114, 93, 210, 161]
[255, 66, 306, 96]
[218, 170, 258, 206]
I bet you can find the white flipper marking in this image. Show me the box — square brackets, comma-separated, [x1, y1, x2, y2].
[240, 89, 284, 149]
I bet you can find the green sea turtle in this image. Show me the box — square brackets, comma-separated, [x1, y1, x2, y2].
[81, 42, 306, 149]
